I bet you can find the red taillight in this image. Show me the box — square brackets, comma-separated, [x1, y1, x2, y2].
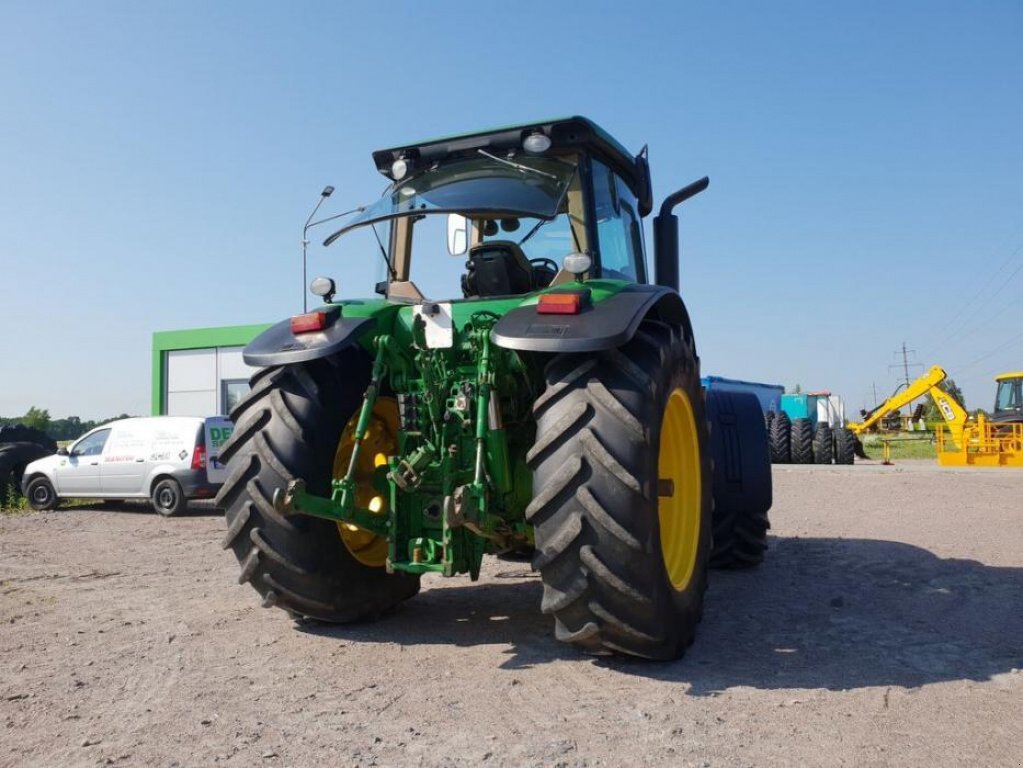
[191, 442, 206, 471]
[290, 311, 329, 334]
[537, 292, 588, 315]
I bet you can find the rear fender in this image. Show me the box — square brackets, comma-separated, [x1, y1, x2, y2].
[243, 313, 374, 367]
[490, 284, 694, 354]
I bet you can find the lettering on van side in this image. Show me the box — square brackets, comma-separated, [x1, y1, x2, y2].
[208, 426, 233, 450]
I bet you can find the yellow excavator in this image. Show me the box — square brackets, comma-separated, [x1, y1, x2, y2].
[847, 366, 1023, 467]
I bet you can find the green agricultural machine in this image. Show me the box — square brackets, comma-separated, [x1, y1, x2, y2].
[216, 117, 772, 660]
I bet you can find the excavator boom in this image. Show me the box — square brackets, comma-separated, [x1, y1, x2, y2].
[849, 365, 970, 448]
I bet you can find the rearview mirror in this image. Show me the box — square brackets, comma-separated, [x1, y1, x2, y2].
[447, 214, 468, 255]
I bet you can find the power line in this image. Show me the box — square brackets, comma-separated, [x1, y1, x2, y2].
[956, 330, 1023, 373]
[929, 238, 1023, 341]
[919, 237, 1023, 360]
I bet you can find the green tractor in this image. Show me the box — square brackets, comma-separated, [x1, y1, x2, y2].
[216, 117, 771, 660]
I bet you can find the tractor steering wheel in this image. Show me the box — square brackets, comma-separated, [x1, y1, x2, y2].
[529, 257, 560, 289]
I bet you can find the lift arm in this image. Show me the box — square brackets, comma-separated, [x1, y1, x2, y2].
[848, 365, 970, 447]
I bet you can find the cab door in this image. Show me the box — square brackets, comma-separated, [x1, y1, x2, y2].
[55, 428, 111, 494]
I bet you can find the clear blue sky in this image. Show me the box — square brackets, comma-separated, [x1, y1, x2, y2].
[1, 1, 1021, 419]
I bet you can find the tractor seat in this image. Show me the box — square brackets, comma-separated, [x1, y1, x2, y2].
[462, 240, 534, 297]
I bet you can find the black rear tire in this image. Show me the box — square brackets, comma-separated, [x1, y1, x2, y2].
[790, 418, 814, 464]
[764, 409, 776, 434]
[706, 391, 772, 569]
[0, 425, 57, 454]
[151, 478, 186, 517]
[527, 319, 711, 660]
[26, 477, 58, 511]
[834, 428, 856, 465]
[215, 350, 420, 623]
[769, 412, 791, 463]
[814, 424, 834, 464]
[0, 442, 54, 501]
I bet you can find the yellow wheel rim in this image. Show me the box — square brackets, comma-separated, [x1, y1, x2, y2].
[657, 388, 702, 591]
[333, 398, 398, 568]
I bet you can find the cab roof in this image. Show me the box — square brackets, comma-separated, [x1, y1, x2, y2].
[995, 372, 1023, 381]
[372, 116, 643, 193]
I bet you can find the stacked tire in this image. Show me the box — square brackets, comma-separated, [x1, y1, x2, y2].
[814, 424, 834, 464]
[790, 418, 814, 464]
[764, 413, 856, 465]
[833, 427, 856, 465]
[768, 412, 791, 464]
[0, 426, 57, 504]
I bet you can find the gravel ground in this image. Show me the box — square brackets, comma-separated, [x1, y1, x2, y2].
[2, 461, 1022, 767]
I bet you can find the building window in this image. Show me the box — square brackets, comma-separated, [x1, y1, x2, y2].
[221, 379, 250, 415]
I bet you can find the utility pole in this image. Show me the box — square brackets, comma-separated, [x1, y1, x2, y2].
[872, 382, 879, 408]
[888, 342, 923, 415]
[900, 341, 913, 388]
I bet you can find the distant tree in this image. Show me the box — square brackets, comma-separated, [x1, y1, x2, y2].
[49, 415, 97, 441]
[1, 410, 138, 441]
[20, 406, 51, 433]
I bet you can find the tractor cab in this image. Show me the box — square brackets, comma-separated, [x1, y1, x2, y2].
[993, 372, 1023, 423]
[322, 117, 653, 302]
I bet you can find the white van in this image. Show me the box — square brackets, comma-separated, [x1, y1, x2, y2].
[21, 416, 233, 516]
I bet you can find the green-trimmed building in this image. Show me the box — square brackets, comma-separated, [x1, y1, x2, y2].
[152, 324, 269, 416]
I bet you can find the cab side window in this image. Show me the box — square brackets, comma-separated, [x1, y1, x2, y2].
[591, 159, 645, 282]
[73, 429, 111, 457]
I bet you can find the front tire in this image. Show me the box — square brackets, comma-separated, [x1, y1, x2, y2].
[26, 477, 58, 511]
[215, 350, 419, 623]
[527, 320, 711, 660]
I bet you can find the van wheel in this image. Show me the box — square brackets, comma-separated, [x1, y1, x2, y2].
[152, 478, 186, 516]
[26, 477, 59, 511]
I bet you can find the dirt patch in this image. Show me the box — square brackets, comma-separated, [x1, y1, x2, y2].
[2, 462, 1021, 767]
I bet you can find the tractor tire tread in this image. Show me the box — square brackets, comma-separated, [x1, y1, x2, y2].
[769, 412, 791, 463]
[215, 352, 420, 624]
[814, 424, 834, 464]
[527, 320, 711, 660]
[790, 418, 814, 464]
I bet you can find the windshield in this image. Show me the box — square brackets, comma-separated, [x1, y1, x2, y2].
[995, 380, 1020, 412]
[324, 153, 576, 245]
